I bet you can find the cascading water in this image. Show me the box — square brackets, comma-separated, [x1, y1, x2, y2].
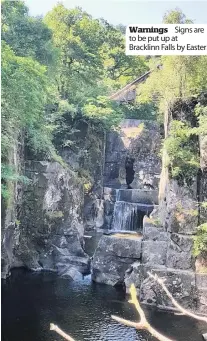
[111, 198, 154, 231]
[111, 190, 154, 231]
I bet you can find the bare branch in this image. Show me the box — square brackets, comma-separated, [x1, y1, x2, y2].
[50, 275, 207, 341]
[50, 323, 76, 341]
[148, 272, 207, 323]
[111, 284, 174, 341]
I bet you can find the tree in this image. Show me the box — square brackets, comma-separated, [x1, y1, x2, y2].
[163, 7, 193, 24]
[100, 20, 147, 90]
[1, 0, 56, 67]
[138, 9, 207, 112]
[1, 42, 52, 158]
[44, 4, 148, 128]
[44, 4, 106, 101]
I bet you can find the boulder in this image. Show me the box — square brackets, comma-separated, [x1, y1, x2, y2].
[92, 234, 142, 286]
[60, 266, 83, 281]
[140, 266, 196, 310]
[124, 261, 143, 294]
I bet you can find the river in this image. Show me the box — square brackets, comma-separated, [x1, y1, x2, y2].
[2, 267, 206, 341]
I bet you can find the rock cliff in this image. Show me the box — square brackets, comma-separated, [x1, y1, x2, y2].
[91, 111, 207, 314]
[2, 161, 90, 278]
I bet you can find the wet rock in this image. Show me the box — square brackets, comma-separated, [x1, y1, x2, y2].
[60, 266, 83, 281]
[103, 120, 161, 189]
[125, 156, 135, 188]
[84, 199, 104, 230]
[55, 254, 90, 274]
[103, 187, 116, 229]
[124, 261, 142, 294]
[117, 189, 158, 205]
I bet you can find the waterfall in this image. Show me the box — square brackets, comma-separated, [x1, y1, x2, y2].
[111, 201, 153, 231]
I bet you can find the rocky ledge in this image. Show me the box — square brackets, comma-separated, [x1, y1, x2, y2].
[91, 216, 207, 315]
[91, 233, 142, 286]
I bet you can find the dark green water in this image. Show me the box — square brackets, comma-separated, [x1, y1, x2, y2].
[2, 268, 206, 341]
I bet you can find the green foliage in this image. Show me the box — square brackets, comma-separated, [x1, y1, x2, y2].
[118, 102, 157, 120]
[44, 4, 147, 109]
[193, 223, 207, 257]
[164, 120, 199, 182]
[45, 210, 64, 219]
[1, 0, 56, 67]
[162, 101, 207, 182]
[83, 96, 124, 129]
[1, 41, 52, 158]
[1, 164, 30, 200]
[100, 21, 147, 89]
[139, 56, 207, 115]
[138, 9, 207, 185]
[44, 4, 105, 101]
[138, 11, 207, 114]
[163, 7, 193, 24]
[201, 202, 207, 209]
[77, 168, 93, 194]
[193, 104, 207, 136]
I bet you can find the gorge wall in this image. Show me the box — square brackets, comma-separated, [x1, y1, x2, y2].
[1, 119, 104, 279]
[92, 109, 207, 315]
[1, 118, 160, 278]
[1, 110, 207, 316]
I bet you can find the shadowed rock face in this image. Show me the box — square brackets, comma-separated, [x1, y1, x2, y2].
[1, 161, 90, 279]
[103, 120, 161, 189]
[125, 156, 135, 189]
